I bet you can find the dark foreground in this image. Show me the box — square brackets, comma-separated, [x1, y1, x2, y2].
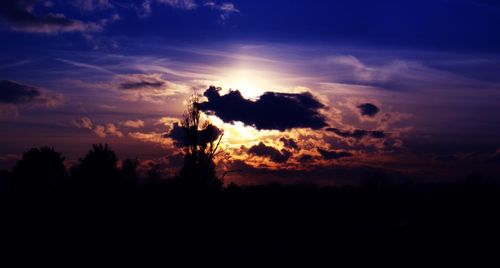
[2, 177, 500, 267]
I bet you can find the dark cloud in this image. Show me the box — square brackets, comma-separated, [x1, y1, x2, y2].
[298, 154, 314, 163]
[279, 137, 299, 150]
[199, 86, 328, 131]
[0, 80, 60, 106]
[199, 124, 223, 145]
[165, 122, 223, 147]
[0, 80, 40, 104]
[248, 142, 292, 163]
[119, 80, 165, 90]
[317, 148, 353, 160]
[115, 74, 186, 101]
[0, 1, 100, 33]
[357, 103, 380, 117]
[166, 123, 187, 146]
[326, 127, 385, 139]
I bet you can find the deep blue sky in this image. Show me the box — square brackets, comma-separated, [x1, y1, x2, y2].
[2, 0, 500, 52]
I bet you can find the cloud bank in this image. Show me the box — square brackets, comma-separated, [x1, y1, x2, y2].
[199, 86, 328, 131]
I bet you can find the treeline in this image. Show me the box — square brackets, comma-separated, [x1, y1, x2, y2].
[2, 145, 500, 266]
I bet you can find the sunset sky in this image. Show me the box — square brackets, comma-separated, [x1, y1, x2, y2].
[1, 0, 500, 185]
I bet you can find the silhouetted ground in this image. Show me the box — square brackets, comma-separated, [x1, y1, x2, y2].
[1, 146, 499, 266]
[2, 173, 500, 267]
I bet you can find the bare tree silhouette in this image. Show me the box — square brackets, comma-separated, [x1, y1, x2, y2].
[176, 93, 224, 189]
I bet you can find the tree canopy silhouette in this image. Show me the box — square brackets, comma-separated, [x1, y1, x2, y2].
[71, 144, 119, 187]
[12, 147, 65, 197]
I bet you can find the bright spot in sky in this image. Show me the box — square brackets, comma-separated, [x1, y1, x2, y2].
[220, 68, 268, 99]
[217, 63, 297, 99]
[207, 115, 281, 148]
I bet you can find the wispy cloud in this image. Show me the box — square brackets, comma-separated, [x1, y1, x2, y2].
[158, 0, 197, 10]
[56, 58, 115, 74]
[72, 117, 93, 129]
[70, 0, 114, 11]
[122, 119, 145, 128]
[203, 1, 239, 22]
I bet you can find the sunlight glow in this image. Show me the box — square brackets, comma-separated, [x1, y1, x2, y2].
[220, 68, 268, 99]
[207, 115, 285, 148]
[216, 57, 301, 99]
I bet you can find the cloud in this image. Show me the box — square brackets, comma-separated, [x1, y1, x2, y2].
[219, 3, 239, 13]
[72, 117, 93, 129]
[357, 103, 380, 117]
[139, 1, 152, 17]
[326, 127, 385, 139]
[122, 119, 145, 128]
[204, 2, 239, 13]
[105, 123, 124, 138]
[118, 75, 165, 90]
[0, 80, 63, 115]
[324, 55, 403, 88]
[70, 0, 113, 11]
[155, 117, 179, 127]
[78, 120, 123, 138]
[166, 122, 187, 146]
[158, 0, 197, 10]
[137, 1, 239, 22]
[317, 148, 353, 160]
[116, 74, 188, 102]
[93, 123, 123, 138]
[199, 86, 328, 131]
[0, 80, 42, 104]
[0, 1, 102, 34]
[134, 0, 240, 21]
[204, 1, 239, 22]
[128, 131, 173, 148]
[298, 154, 314, 163]
[248, 142, 292, 163]
[279, 137, 299, 150]
[93, 125, 107, 138]
[57, 58, 114, 74]
[129, 131, 160, 142]
[138, 0, 198, 17]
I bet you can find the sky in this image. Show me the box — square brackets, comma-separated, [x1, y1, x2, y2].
[1, 0, 500, 185]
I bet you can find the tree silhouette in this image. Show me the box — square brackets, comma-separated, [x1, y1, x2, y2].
[12, 147, 65, 197]
[176, 93, 224, 190]
[121, 157, 139, 183]
[71, 144, 120, 189]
